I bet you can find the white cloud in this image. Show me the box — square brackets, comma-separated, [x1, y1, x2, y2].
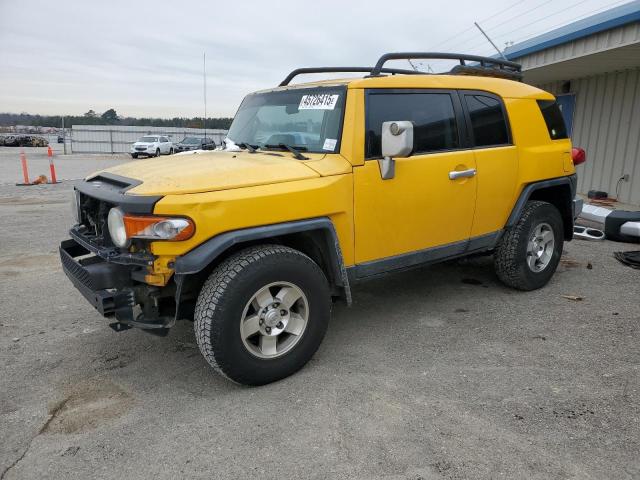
[0, 0, 622, 117]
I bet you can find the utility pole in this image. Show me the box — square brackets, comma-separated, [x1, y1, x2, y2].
[474, 22, 508, 61]
[61, 116, 67, 155]
[203, 52, 207, 140]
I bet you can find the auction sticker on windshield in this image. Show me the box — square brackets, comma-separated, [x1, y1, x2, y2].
[322, 138, 337, 151]
[299, 94, 339, 110]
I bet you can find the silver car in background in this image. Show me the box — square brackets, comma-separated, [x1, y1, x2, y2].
[130, 135, 173, 158]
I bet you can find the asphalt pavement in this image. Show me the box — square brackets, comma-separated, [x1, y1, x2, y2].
[0, 150, 638, 479]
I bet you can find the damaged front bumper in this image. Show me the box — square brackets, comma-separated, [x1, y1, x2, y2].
[60, 239, 136, 321]
[59, 233, 175, 332]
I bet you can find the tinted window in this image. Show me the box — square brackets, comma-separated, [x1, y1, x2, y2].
[366, 93, 459, 158]
[465, 95, 509, 147]
[537, 100, 568, 139]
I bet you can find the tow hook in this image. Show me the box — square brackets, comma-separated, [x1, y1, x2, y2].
[109, 314, 175, 337]
[109, 322, 133, 332]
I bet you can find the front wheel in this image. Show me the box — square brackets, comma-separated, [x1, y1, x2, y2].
[131, 153, 138, 159]
[194, 245, 330, 385]
[155, 149, 160, 157]
[494, 200, 564, 291]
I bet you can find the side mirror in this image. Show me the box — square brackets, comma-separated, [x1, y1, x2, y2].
[379, 121, 413, 180]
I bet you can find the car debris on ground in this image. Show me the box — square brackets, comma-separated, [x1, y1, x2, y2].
[613, 250, 640, 269]
[578, 204, 640, 243]
[561, 294, 584, 301]
[0, 134, 49, 147]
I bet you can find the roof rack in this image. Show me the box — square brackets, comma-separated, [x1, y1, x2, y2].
[370, 52, 522, 81]
[279, 67, 422, 86]
[279, 52, 523, 86]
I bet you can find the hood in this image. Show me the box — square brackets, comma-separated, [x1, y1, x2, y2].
[133, 141, 154, 146]
[97, 150, 326, 195]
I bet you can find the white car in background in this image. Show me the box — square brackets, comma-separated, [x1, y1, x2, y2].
[130, 135, 173, 158]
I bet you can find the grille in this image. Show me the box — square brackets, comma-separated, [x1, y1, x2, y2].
[77, 192, 113, 248]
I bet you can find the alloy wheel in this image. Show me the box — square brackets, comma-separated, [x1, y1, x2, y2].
[239, 281, 309, 359]
[526, 222, 555, 272]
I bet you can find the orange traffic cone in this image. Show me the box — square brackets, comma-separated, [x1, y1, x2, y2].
[48, 155, 59, 184]
[17, 150, 31, 186]
[47, 145, 53, 157]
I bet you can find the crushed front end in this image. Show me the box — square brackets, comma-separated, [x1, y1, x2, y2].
[60, 173, 181, 334]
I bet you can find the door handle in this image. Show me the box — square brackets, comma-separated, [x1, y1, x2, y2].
[449, 168, 477, 180]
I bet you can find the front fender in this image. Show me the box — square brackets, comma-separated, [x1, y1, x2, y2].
[173, 217, 352, 306]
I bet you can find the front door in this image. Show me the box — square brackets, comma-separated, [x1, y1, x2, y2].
[353, 90, 477, 273]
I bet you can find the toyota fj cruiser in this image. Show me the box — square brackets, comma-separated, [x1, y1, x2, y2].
[60, 53, 584, 385]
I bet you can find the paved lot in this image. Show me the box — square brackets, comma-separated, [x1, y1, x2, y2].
[0, 147, 129, 185]
[0, 156, 639, 479]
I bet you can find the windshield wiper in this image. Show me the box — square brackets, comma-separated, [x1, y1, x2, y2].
[264, 143, 309, 160]
[236, 142, 257, 153]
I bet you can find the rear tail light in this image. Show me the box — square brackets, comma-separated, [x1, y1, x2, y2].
[571, 147, 586, 166]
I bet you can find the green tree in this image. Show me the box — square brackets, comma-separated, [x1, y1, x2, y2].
[101, 108, 119, 124]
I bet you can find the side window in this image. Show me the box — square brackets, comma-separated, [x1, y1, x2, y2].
[537, 100, 568, 139]
[464, 94, 509, 147]
[161, 136, 169, 143]
[366, 92, 459, 159]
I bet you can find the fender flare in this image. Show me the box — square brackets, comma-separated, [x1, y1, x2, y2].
[505, 175, 576, 239]
[173, 217, 352, 305]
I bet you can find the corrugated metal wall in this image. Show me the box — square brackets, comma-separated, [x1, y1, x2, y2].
[538, 67, 640, 205]
[70, 125, 227, 154]
[516, 22, 640, 73]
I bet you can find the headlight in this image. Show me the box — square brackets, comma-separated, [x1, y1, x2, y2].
[71, 189, 81, 224]
[108, 208, 128, 247]
[107, 207, 195, 247]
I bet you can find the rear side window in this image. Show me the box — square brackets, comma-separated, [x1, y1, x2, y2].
[537, 100, 568, 139]
[464, 94, 509, 147]
[366, 92, 459, 158]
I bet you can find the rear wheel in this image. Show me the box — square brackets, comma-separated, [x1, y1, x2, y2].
[131, 153, 138, 159]
[494, 200, 563, 291]
[194, 245, 330, 385]
[169, 148, 174, 155]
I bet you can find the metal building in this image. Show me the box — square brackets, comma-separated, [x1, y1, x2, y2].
[504, 1, 640, 205]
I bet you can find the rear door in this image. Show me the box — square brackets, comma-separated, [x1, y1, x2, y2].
[160, 136, 170, 153]
[353, 89, 477, 270]
[460, 91, 519, 238]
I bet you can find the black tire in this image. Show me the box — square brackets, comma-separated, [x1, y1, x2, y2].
[131, 153, 138, 159]
[194, 245, 331, 385]
[155, 149, 160, 157]
[169, 148, 174, 155]
[494, 200, 564, 291]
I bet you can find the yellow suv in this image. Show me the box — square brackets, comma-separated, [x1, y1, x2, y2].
[60, 53, 584, 385]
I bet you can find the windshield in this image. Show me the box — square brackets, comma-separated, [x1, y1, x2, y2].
[181, 137, 201, 144]
[227, 86, 345, 153]
[139, 136, 157, 142]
